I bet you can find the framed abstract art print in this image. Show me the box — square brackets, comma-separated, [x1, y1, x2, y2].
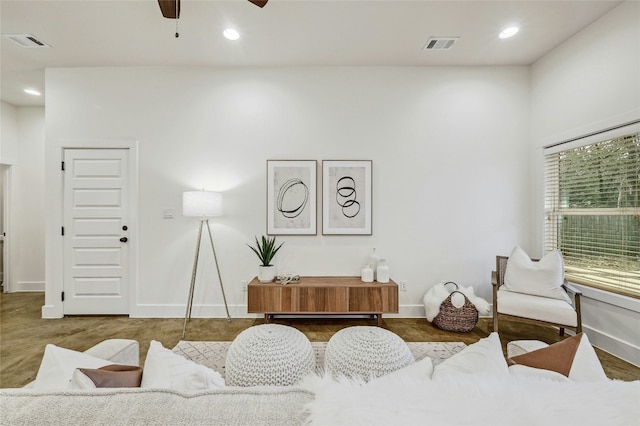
[322, 160, 372, 235]
[267, 160, 317, 235]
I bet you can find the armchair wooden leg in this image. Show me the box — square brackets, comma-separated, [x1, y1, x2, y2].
[559, 327, 565, 336]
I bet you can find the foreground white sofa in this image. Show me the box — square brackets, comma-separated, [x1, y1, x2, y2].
[2, 339, 312, 425]
[1, 334, 639, 426]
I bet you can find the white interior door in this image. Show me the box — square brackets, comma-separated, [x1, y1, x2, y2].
[63, 148, 130, 314]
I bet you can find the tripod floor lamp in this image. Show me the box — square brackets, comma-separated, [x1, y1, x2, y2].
[182, 190, 231, 338]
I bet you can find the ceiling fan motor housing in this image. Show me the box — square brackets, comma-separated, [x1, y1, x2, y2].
[158, 0, 267, 19]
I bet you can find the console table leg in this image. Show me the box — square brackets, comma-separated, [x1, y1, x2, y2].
[377, 314, 382, 327]
[264, 313, 271, 323]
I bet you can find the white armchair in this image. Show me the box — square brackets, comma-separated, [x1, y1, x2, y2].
[492, 254, 582, 336]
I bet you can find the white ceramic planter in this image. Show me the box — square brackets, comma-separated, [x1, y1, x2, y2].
[258, 265, 276, 283]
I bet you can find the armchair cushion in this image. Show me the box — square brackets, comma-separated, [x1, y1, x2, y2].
[503, 246, 571, 303]
[497, 288, 577, 327]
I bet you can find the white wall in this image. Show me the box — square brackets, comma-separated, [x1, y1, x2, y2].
[1, 101, 18, 165]
[14, 108, 46, 291]
[0, 103, 46, 292]
[531, 1, 640, 146]
[530, 1, 640, 365]
[0, 101, 17, 289]
[44, 66, 531, 319]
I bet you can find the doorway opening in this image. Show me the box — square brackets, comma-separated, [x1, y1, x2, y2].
[1, 164, 11, 293]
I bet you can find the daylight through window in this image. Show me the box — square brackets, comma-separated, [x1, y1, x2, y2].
[544, 127, 640, 298]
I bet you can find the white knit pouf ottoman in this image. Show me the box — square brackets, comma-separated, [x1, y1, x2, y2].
[225, 324, 315, 386]
[324, 326, 415, 380]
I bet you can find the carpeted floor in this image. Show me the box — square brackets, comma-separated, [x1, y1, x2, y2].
[1, 292, 639, 387]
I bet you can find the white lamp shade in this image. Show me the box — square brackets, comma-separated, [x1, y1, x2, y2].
[183, 191, 223, 217]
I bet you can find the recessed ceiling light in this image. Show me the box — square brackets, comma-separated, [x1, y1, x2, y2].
[499, 26, 519, 39]
[223, 28, 240, 41]
[24, 88, 41, 96]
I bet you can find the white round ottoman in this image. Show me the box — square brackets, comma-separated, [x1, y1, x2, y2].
[324, 326, 414, 380]
[225, 324, 315, 386]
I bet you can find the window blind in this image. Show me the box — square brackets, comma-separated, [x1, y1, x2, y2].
[544, 130, 640, 298]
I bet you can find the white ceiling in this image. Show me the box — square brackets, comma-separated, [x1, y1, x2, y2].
[0, 0, 624, 107]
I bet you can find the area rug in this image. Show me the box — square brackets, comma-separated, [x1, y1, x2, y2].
[173, 341, 466, 378]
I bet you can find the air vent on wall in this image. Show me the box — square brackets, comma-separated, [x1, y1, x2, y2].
[3, 33, 50, 48]
[423, 37, 458, 51]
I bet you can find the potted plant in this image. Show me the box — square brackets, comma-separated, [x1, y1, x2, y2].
[247, 235, 284, 282]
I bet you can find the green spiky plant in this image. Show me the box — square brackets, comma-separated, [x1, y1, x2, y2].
[247, 235, 284, 266]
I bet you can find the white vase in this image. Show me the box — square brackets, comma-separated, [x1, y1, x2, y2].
[376, 259, 390, 283]
[361, 264, 374, 282]
[369, 248, 380, 280]
[258, 265, 276, 283]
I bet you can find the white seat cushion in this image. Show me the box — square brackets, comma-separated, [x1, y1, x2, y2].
[497, 287, 577, 327]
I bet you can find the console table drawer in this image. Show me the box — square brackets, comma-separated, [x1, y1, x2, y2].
[248, 285, 349, 313]
[297, 286, 348, 312]
[349, 286, 398, 313]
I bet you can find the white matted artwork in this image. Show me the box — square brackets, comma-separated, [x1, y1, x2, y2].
[267, 160, 317, 235]
[323, 160, 372, 235]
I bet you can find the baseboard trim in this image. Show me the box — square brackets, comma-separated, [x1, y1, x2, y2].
[584, 324, 640, 367]
[390, 304, 425, 318]
[14, 281, 45, 292]
[42, 304, 63, 319]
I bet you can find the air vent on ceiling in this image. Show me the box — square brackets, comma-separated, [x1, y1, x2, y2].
[423, 37, 458, 51]
[3, 34, 51, 48]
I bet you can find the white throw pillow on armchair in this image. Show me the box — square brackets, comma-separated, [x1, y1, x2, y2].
[503, 246, 571, 303]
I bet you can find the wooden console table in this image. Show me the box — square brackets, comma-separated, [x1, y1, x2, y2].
[247, 276, 399, 326]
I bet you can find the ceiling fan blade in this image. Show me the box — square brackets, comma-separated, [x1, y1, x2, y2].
[158, 0, 180, 19]
[247, 0, 268, 8]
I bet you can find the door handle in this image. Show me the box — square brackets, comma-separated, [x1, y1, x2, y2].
[119, 237, 128, 243]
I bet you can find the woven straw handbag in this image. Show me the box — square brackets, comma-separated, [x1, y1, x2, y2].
[432, 282, 479, 333]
